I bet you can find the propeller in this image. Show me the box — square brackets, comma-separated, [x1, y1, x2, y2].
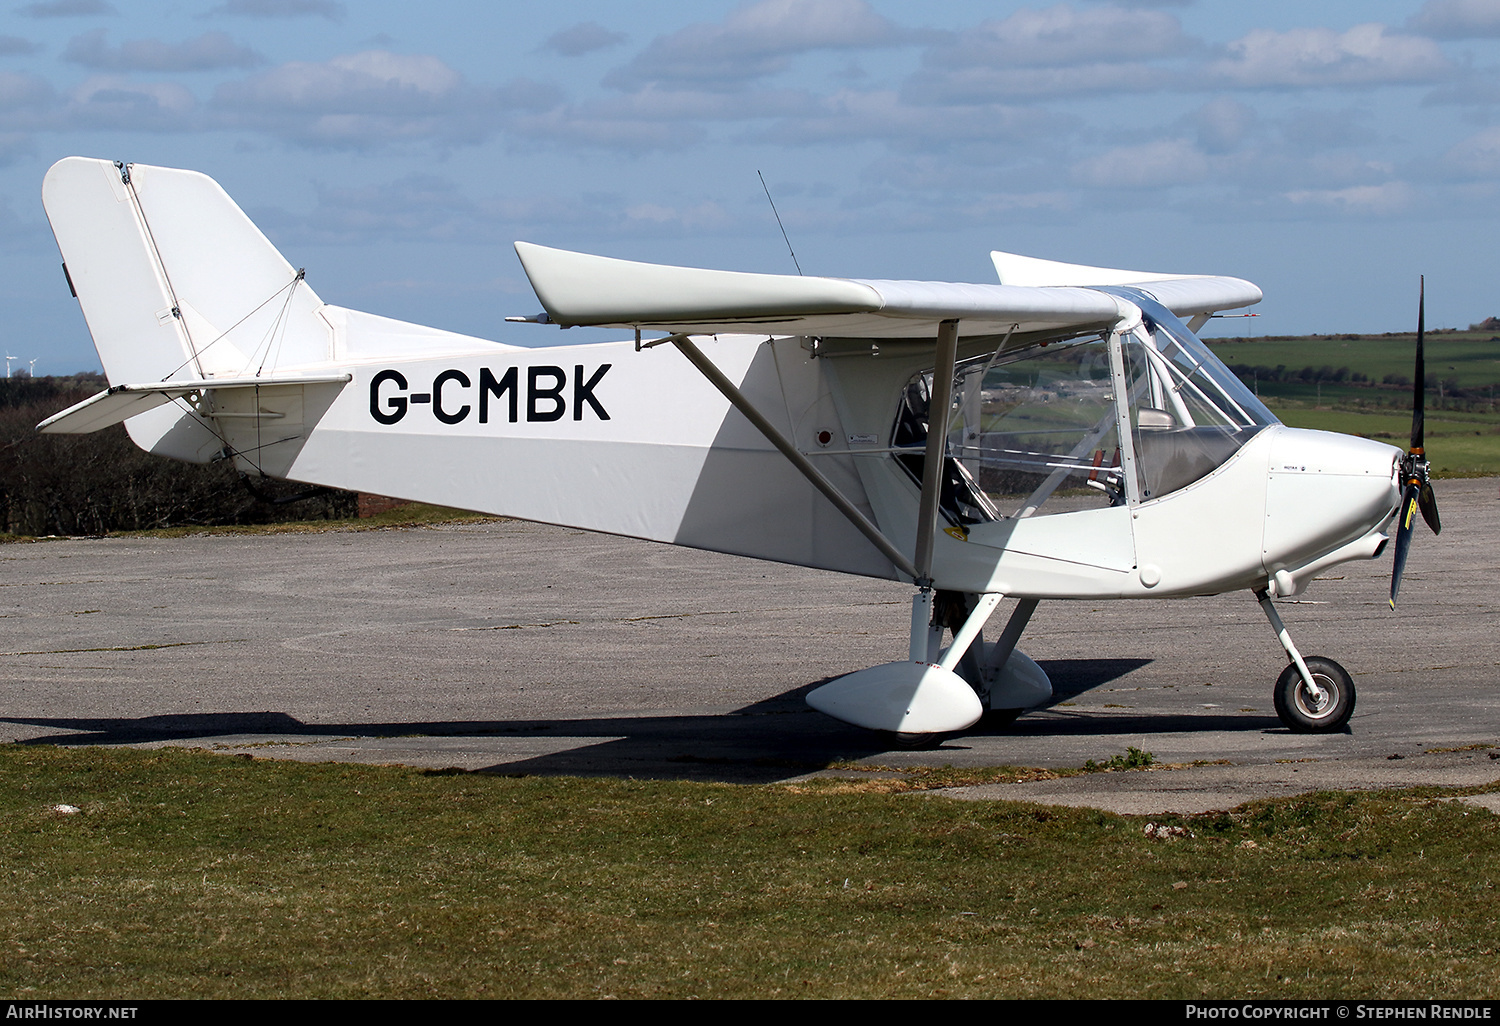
[1389, 276, 1442, 609]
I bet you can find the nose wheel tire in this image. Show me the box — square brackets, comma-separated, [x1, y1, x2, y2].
[1274, 657, 1355, 733]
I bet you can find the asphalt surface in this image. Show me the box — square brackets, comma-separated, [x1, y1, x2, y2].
[1, 477, 1496, 815]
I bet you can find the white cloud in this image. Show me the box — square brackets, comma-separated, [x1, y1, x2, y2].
[256, 173, 744, 248]
[1408, 0, 1500, 39]
[0, 70, 56, 116]
[1276, 107, 1377, 150]
[754, 89, 1065, 150]
[604, 0, 902, 92]
[212, 51, 556, 147]
[299, 175, 482, 242]
[18, 0, 114, 16]
[1439, 125, 1500, 176]
[924, 4, 1195, 69]
[904, 61, 1173, 103]
[1071, 138, 1210, 189]
[207, 0, 345, 20]
[1281, 181, 1416, 214]
[508, 107, 706, 152]
[63, 29, 263, 72]
[621, 201, 730, 232]
[904, 5, 1195, 103]
[542, 22, 626, 57]
[1210, 24, 1451, 88]
[508, 85, 813, 152]
[1181, 97, 1257, 154]
[68, 75, 198, 130]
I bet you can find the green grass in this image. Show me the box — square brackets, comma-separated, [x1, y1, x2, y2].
[1267, 405, 1500, 476]
[1, 745, 1498, 999]
[1206, 330, 1500, 393]
[1202, 332, 1500, 475]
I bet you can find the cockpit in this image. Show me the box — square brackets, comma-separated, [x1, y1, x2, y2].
[891, 289, 1278, 523]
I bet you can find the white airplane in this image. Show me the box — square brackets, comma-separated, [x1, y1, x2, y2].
[38, 157, 1440, 743]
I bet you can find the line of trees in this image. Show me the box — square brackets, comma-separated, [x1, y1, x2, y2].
[0, 376, 356, 536]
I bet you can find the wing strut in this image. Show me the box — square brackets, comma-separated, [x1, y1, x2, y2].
[668, 336, 920, 581]
[912, 319, 959, 587]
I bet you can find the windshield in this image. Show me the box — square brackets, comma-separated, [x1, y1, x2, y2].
[1107, 289, 1277, 501]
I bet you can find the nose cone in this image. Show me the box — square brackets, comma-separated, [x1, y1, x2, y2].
[1263, 427, 1402, 571]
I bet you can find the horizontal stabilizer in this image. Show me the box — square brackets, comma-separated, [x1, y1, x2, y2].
[37, 373, 352, 435]
[991, 250, 1261, 318]
[516, 242, 1123, 340]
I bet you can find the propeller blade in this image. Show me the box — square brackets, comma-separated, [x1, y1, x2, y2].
[1418, 480, 1441, 535]
[1389, 484, 1419, 609]
[1411, 276, 1425, 454]
[1389, 276, 1440, 610]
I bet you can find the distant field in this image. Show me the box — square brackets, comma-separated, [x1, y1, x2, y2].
[1205, 330, 1500, 394]
[1205, 331, 1500, 476]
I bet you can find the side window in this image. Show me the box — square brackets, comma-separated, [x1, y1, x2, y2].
[892, 334, 1124, 520]
[891, 375, 1002, 526]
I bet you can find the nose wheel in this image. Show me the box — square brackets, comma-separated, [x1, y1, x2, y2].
[1273, 656, 1355, 733]
[1255, 589, 1357, 733]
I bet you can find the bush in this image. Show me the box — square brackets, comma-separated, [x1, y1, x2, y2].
[0, 377, 356, 536]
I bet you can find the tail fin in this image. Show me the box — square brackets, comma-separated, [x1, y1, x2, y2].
[43, 157, 330, 388]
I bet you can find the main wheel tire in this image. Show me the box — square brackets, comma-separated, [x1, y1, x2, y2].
[1274, 657, 1355, 733]
[891, 731, 943, 750]
[983, 708, 1023, 727]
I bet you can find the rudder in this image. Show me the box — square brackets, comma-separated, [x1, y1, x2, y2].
[43, 157, 330, 388]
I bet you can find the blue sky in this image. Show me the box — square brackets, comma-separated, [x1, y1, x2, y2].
[2, 0, 1500, 373]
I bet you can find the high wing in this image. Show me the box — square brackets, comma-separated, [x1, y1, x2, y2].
[515, 241, 1121, 339]
[515, 242, 1261, 340]
[991, 249, 1262, 327]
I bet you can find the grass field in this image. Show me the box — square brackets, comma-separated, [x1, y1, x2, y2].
[1205, 330, 1500, 395]
[1205, 331, 1500, 476]
[1, 745, 1497, 1000]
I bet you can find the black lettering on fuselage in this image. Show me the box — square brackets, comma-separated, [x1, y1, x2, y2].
[371, 369, 408, 425]
[479, 366, 518, 423]
[433, 369, 470, 424]
[369, 364, 611, 426]
[575, 364, 611, 420]
[528, 366, 566, 422]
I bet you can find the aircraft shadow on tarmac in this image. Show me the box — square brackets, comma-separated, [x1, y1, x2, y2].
[2, 657, 1291, 783]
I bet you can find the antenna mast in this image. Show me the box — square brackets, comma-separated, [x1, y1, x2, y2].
[757, 170, 802, 276]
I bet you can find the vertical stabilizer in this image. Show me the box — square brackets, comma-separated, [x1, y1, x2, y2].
[42, 157, 330, 388]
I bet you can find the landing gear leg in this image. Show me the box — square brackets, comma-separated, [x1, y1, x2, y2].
[889, 590, 1000, 747]
[932, 593, 1046, 726]
[1254, 589, 1355, 732]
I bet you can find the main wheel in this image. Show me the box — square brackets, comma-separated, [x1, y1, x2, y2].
[1274, 657, 1355, 733]
[891, 731, 943, 750]
[983, 708, 1023, 728]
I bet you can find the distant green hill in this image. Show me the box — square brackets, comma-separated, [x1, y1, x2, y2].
[1204, 332, 1500, 476]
